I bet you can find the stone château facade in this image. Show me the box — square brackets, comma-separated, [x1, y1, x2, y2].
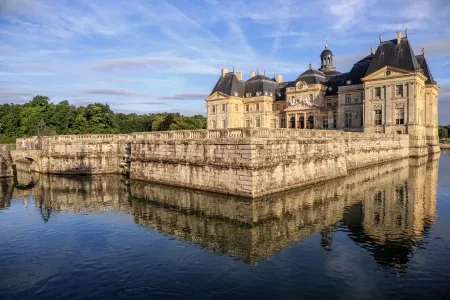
[205, 30, 440, 150]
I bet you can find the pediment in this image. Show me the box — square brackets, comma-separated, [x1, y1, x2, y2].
[362, 66, 414, 82]
[206, 91, 229, 101]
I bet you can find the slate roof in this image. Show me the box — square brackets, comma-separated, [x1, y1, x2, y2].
[210, 72, 245, 97]
[324, 73, 348, 96]
[244, 75, 277, 96]
[321, 49, 333, 57]
[365, 37, 420, 76]
[416, 54, 436, 84]
[346, 53, 374, 85]
[295, 68, 327, 85]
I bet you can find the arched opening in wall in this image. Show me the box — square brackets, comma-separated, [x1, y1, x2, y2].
[299, 116, 305, 129]
[307, 116, 314, 129]
[290, 117, 295, 128]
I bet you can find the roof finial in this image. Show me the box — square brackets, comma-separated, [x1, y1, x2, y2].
[370, 45, 374, 54]
[405, 28, 408, 38]
[379, 33, 382, 43]
[256, 68, 259, 75]
[264, 70, 266, 76]
[232, 66, 235, 73]
[309, 62, 312, 69]
[422, 47, 425, 55]
[325, 39, 328, 49]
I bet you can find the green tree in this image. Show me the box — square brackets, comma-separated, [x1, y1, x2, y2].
[439, 127, 449, 139]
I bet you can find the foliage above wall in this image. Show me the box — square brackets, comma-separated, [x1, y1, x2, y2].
[0, 95, 206, 143]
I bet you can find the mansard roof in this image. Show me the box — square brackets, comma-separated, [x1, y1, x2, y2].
[416, 54, 436, 84]
[244, 74, 277, 96]
[346, 53, 374, 85]
[210, 72, 245, 97]
[365, 37, 420, 76]
[324, 73, 348, 96]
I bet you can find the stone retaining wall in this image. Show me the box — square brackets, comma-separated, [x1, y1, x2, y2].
[0, 144, 14, 178]
[11, 129, 419, 197]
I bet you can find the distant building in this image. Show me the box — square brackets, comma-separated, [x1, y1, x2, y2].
[205, 30, 439, 143]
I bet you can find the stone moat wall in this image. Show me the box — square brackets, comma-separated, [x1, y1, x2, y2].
[0, 144, 14, 178]
[8, 128, 424, 197]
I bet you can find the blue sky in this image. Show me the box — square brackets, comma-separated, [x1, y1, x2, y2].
[0, 0, 449, 123]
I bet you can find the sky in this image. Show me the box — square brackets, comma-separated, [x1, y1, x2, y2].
[0, 0, 449, 123]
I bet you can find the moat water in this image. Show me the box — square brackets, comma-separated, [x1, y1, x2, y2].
[1, 152, 449, 300]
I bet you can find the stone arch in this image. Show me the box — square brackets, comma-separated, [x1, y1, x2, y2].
[299, 116, 305, 129]
[290, 116, 296, 128]
[10, 150, 42, 173]
[307, 116, 314, 129]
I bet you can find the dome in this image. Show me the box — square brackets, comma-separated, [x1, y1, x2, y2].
[321, 49, 333, 57]
[295, 68, 326, 85]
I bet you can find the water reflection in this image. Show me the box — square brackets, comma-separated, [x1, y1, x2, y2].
[2, 155, 439, 267]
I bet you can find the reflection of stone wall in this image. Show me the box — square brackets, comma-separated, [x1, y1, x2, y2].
[0, 178, 14, 208]
[343, 156, 439, 269]
[5, 156, 438, 264]
[130, 157, 437, 261]
[13, 174, 131, 213]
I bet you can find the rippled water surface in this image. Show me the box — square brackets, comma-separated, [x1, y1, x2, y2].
[1, 152, 450, 300]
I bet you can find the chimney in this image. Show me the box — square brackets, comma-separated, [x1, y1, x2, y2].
[221, 68, 228, 76]
[235, 72, 242, 80]
[396, 31, 402, 44]
[275, 74, 283, 83]
[250, 71, 256, 78]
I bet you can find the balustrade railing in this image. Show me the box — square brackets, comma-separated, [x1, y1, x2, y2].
[13, 128, 408, 147]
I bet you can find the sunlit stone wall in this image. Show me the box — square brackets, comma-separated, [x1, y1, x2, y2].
[0, 144, 14, 178]
[12, 128, 411, 197]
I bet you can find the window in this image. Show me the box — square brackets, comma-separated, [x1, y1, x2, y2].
[270, 119, 276, 128]
[221, 119, 226, 128]
[235, 120, 239, 127]
[235, 104, 239, 111]
[212, 120, 216, 129]
[256, 103, 260, 112]
[255, 118, 261, 128]
[361, 92, 364, 101]
[354, 113, 358, 120]
[211, 105, 216, 113]
[245, 119, 250, 128]
[245, 105, 249, 112]
[374, 109, 382, 125]
[345, 113, 352, 127]
[333, 114, 337, 128]
[326, 102, 331, 107]
[281, 118, 286, 128]
[395, 108, 405, 124]
[222, 104, 226, 113]
[323, 116, 329, 129]
[396, 85, 404, 97]
[309, 94, 313, 102]
[375, 87, 381, 98]
[354, 96, 358, 103]
[345, 94, 351, 104]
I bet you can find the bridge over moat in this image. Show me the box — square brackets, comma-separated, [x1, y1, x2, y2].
[0, 128, 439, 197]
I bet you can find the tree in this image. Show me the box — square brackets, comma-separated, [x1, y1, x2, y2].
[438, 127, 448, 139]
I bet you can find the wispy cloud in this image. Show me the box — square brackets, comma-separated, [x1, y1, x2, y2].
[0, 0, 448, 121]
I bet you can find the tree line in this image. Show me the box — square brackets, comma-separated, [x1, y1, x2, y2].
[439, 125, 450, 140]
[0, 95, 206, 144]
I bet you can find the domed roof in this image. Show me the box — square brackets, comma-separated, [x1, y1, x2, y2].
[295, 68, 326, 84]
[321, 49, 332, 57]
[320, 42, 333, 57]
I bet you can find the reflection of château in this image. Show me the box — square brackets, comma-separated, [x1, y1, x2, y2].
[3, 156, 438, 266]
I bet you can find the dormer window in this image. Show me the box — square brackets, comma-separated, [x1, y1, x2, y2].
[246, 93, 251, 97]
[234, 92, 239, 96]
[264, 91, 268, 96]
[270, 92, 273, 96]
[256, 91, 261, 96]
